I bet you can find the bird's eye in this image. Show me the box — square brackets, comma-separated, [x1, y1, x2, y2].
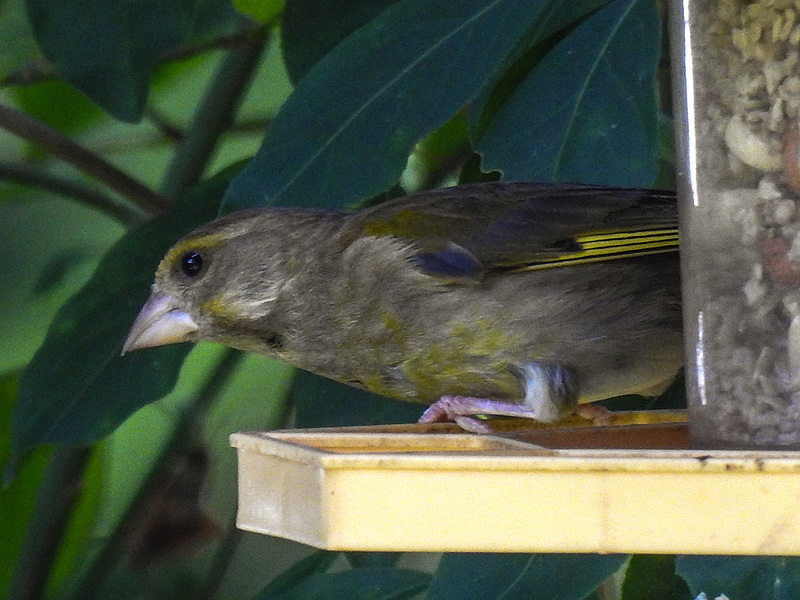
[180, 251, 204, 277]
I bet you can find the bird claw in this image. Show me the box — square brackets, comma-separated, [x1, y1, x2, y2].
[573, 402, 613, 426]
[452, 416, 496, 434]
[418, 395, 482, 423]
[418, 395, 527, 433]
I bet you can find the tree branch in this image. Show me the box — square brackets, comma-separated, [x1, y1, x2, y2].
[0, 161, 147, 227]
[0, 103, 169, 215]
[160, 26, 271, 198]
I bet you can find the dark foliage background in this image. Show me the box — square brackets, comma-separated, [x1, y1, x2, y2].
[2, 0, 791, 599]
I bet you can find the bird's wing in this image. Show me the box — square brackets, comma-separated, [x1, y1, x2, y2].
[346, 182, 679, 282]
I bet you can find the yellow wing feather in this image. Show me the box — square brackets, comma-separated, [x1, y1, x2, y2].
[519, 228, 679, 271]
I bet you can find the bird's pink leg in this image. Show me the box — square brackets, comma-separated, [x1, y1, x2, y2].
[418, 395, 611, 433]
[418, 396, 542, 433]
[418, 363, 579, 433]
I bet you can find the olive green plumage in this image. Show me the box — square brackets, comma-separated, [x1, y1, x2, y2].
[123, 182, 682, 431]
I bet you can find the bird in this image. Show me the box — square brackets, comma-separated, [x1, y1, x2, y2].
[122, 181, 682, 432]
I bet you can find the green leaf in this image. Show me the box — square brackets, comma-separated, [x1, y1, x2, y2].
[468, 0, 610, 137]
[0, 372, 49, 598]
[346, 552, 402, 569]
[12, 79, 104, 134]
[9, 168, 235, 457]
[2, 372, 102, 597]
[281, 0, 402, 83]
[426, 553, 627, 600]
[233, 0, 283, 24]
[224, 0, 554, 210]
[45, 447, 105, 596]
[620, 555, 691, 600]
[0, 449, 49, 598]
[191, 0, 245, 40]
[477, 0, 661, 187]
[258, 550, 339, 597]
[25, 0, 241, 121]
[676, 556, 800, 600]
[0, 0, 40, 79]
[254, 567, 430, 600]
[30, 246, 98, 297]
[291, 371, 424, 428]
[402, 113, 471, 189]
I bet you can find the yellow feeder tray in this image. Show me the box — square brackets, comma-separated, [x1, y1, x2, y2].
[231, 410, 800, 555]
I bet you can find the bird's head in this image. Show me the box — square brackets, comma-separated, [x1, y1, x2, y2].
[122, 209, 297, 355]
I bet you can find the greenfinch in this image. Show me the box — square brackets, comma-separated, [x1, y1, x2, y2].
[123, 182, 682, 432]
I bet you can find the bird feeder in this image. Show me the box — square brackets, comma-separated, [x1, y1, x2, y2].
[231, 412, 800, 554]
[231, 0, 800, 554]
[673, 0, 800, 447]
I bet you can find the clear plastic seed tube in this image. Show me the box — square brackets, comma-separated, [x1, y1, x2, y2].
[672, 0, 800, 447]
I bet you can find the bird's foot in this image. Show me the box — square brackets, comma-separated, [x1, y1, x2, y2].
[418, 395, 536, 434]
[419, 364, 580, 433]
[419, 394, 612, 433]
[573, 402, 613, 426]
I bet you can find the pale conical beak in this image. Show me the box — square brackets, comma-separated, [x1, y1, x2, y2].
[122, 289, 199, 354]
